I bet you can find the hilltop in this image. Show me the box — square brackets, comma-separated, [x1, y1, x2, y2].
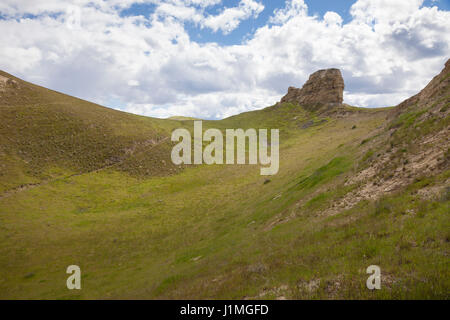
[0, 60, 448, 299]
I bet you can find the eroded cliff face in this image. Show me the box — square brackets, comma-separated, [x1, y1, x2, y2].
[280, 68, 344, 111]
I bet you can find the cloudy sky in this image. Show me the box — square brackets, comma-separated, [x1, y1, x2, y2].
[0, 0, 449, 119]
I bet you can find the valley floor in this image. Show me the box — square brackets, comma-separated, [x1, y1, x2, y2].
[1, 107, 448, 299]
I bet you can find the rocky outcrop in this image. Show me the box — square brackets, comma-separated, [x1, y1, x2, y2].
[0, 74, 19, 92]
[280, 68, 344, 111]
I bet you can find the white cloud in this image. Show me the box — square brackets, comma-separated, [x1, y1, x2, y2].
[128, 79, 140, 86]
[126, 87, 279, 119]
[323, 11, 343, 27]
[0, 0, 449, 120]
[203, 0, 264, 34]
[151, 0, 264, 35]
[155, 2, 204, 24]
[350, 0, 425, 24]
[270, 0, 307, 24]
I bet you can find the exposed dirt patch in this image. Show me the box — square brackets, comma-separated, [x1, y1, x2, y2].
[0, 75, 19, 92]
[416, 182, 449, 200]
[297, 278, 321, 293]
[322, 127, 449, 217]
[247, 284, 290, 300]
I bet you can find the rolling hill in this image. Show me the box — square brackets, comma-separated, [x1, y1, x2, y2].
[0, 60, 448, 299]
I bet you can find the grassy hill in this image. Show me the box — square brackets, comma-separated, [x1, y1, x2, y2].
[0, 61, 448, 299]
[0, 70, 187, 193]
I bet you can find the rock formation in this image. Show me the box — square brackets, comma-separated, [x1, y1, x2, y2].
[280, 68, 344, 111]
[0, 74, 19, 92]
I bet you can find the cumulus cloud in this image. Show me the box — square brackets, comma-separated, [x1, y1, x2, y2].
[270, 0, 307, 24]
[323, 11, 343, 27]
[150, 0, 264, 35]
[203, 0, 264, 34]
[0, 0, 449, 119]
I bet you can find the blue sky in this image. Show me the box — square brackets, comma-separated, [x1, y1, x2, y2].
[0, 0, 449, 119]
[119, 0, 450, 46]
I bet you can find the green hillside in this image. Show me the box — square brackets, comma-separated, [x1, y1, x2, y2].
[0, 70, 186, 193]
[0, 61, 448, 299]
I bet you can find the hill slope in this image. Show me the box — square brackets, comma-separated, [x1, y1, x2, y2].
[0, 70, 186, 193]
[0, 61, 448, 299]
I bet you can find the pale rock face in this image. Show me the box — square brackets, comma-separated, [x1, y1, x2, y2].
[280, 68, 344, 111]
[0, 74, 19, 92]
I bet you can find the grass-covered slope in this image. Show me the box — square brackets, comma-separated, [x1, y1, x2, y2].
[0, 61, 448, 299]
[0, 70, 185, 193]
